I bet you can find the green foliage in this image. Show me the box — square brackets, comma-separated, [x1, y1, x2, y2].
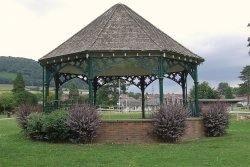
[78, 95, 88, 103]
[96, 80, 127, 106]
[17, 108, 70, 142]
[26, 112, 45, 140]
[47, 91, 55, 103]
[2, 119, 250, 167]
[96, 85, 117, 106]
[16, 105, 43, 130]
[0, 57, 89, 88]
[238, 65, 250, 104]
[62, 78, 88, 90]
[201, 102, 230, 137]
[0, 72, 16, 80]
[128, 92, 141, 99]
[217, 82, 234, 99]
[14, 90, 38, 105]
[69, 83, 79, 102]
[190, 81, 220, 99]
[153, 104, 189, 143]
[42, 111, 70, 142]
[35, 92, 43, 102]
[67, 104, 101, 143]
[0, 92, 16, 112]
[232, 87, 240, 95]
[224, 87, 234, 99]
[0, 56, 42, 85]
[11, 72, 38, 106]
[12, 72, 25, 92]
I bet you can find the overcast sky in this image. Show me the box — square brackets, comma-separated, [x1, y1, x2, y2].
[0, 0, 249, 92]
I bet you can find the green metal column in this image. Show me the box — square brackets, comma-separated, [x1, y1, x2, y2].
[88, 57, 94, 105]
[158, 57, 164, 105]
[43, 66, 51, 112]
[194, 65, 199, 117]
[140, 76, 145, 119]
[93, 77, 98, 105]
[44, 67, 50, 105]
[181, 72, 187, 105]
[54, 73, 59, 108]
[182, 83, 186, 105]
[42, 66, 45, 112]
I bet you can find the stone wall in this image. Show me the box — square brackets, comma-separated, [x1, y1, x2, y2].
[94, 118, 204, 144]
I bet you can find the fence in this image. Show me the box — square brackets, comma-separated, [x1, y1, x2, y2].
[44, 100, 199, 118]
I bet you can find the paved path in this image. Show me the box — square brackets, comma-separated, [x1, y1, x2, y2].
[0, 117, 15, 121]
[229, 111, 250, 114]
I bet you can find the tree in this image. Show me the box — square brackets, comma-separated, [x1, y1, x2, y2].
[0, 92, 16, 112]
[14, 91, 38, 105]
[190, 81, 220, 99]
[12, 72, 25, 92]
[96, 86, 117, 106]
[248, 23, 250, 55]
[238, 65, 250, 105]
[96, 79, 127, 106]
[69, 83, 79, 102]
[217, 82, 234, 99]
[232, 87, 240, 96]
[128, 92, 141, 99]
[12, 72, 38, 106]
[224, 87, 234, 99]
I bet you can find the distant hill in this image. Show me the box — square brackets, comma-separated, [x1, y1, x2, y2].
[0, 56, 42, 86]
[0, 56, 88, 89]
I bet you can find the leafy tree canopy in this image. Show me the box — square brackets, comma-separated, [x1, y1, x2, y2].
[96, 79, 127, 107]
[12, 72, 25, 93]
[190, 81, 220, 99]
[217, 82, 234, 99]
[69, 83, 79, 101]
[0, 92, 16, 111]
[12, 72, 38, 106]
[238, 65, 250, 104]
[0, 56, 42, 85]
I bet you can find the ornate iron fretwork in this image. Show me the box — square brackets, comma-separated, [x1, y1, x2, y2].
[46, 59, 88, 83]
[94, 75, 158, 90]
[57, 73, 88, 87]
[42, 55, 199, 117]
[164, 71, 188, 86]
[163, 58, 197, 80]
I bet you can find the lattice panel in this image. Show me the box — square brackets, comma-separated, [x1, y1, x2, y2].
[164, 71, 188, 86]
[94, 75, 158, 90]
[58, 73, 88, 87]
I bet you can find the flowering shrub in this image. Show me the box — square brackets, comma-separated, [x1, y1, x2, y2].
[67, 104, 101, 143]
[16, 105, 42, 130]
[153, 104, 189, 143]
[201, 102, 230, 137]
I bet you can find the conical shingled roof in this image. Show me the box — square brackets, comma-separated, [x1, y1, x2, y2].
[39, 3, 204, 62]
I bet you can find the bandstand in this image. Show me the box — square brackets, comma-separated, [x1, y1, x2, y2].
[38, 3, 204, 118]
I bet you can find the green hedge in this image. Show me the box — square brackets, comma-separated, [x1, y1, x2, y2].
[26, 112, 45, 140]
[42, 111, 70, 142]
[17, 104, 100, 143]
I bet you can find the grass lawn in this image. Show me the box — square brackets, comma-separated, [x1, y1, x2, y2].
[0, 84, 13, 93]
[1, 118, 250, 167]
[100, 111, 154, 119]
[0, 114, 8, 119]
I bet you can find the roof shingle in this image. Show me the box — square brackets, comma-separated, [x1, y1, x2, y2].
[39, 3, 204, 62]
